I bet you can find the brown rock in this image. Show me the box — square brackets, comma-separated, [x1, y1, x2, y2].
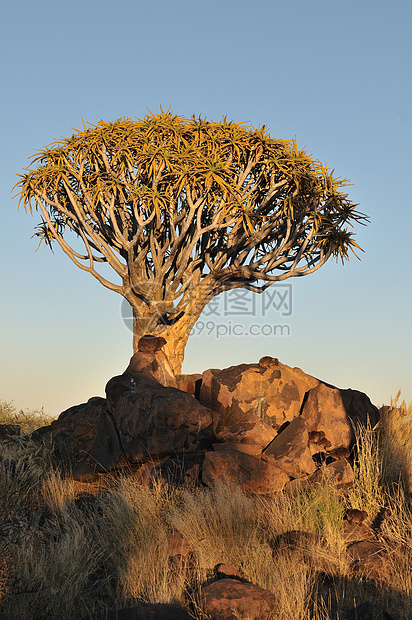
[214, 415, 277, 449]
[308, 458, 354, 489]
[200, 362, 320, 432]
[124, 349, 177, 388]
[273, 530, 337, 574]
[199, 578, 276, 620]
[175, 373, 202, 397]
[202, 449, 290, 495]
[262, 417, 316, 478]
[106, 374, 214, 463]
[301, 383, 352, 450]
[301, 383, 379, 451]
[46, 397, 119, 466]
[137, 335, 167, 353]
[212, 442, 263, 458]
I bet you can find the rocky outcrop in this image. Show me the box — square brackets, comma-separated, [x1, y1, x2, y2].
[32, 340, 380, 495]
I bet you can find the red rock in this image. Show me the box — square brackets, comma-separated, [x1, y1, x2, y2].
[262, 417, 316, 478]
[124, 348, 177, 388]
[199, 578, 276, 619]
[301, 383, 379, 451]
[175, 373, 202, 397]
[200, 362, 319, 432]
[214, 415, 277, 449]
[300, 383, 353, 450]
[137, 335, 167, 354]
[202, 449, 290, 495]
[308, 458, 354, 489]
[212, 442, 263, 458]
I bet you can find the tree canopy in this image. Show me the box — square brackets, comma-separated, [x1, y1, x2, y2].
[15, 109, 368, 372]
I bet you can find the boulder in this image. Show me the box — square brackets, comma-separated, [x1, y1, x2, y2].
[199, 578, 276, 620]
[308, 458, 354, 489]
[106, 373, 214, 463]
[202, 449, 290, 495]
[45, 397, 115, 463]
[214, 415, 277, 449]
[212, 442, 263, 458]
[199, 361, 320, 432]
[301, 383, 379, 451]
[175, 373, 202, 397]
[124, 348, 177, 388]
[262, 417, 316, 478]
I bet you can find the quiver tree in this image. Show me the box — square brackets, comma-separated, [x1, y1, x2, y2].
[15, 110, 368, 374]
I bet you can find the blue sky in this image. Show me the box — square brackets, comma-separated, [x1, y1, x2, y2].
[1, 0, 411, 415]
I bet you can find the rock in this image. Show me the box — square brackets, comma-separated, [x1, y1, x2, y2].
[134, 452, 205, 487]
[200, 362, 320, 432]
[175, 373, 202, 397]
[301, 383, 379, 451]
[308, 458, 354, 489]
[340, 388, 380, 430]
[124, 345, 177, 388]
[199, 578, 276, 620]
[106, 373, 214, 463]
[214, 415, 277, 449]
[137, 335, 167, 353]
[258, 356, 279, 368]
[46, 397, 110, 462]
[301, 383, 353, 450]
[202, 449, 290, 495]
[212, 442, 263, 458]
[262, 417, 316, 478]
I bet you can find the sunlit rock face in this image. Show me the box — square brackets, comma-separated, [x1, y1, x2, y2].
[31, 342, 379, 493]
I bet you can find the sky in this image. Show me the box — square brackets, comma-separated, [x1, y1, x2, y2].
[1, 0, 411, 417]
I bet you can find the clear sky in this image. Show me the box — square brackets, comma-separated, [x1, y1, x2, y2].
[1, 0, 411, 416]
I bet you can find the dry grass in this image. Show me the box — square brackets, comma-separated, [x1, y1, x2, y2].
[1, 394, 412, 618]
